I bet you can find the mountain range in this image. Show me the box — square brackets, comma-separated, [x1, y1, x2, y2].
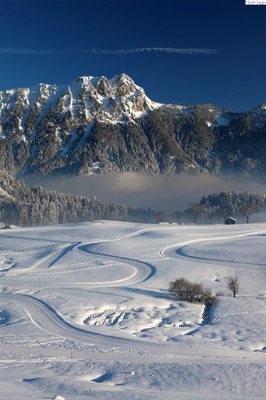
[0, 73, 266, 177]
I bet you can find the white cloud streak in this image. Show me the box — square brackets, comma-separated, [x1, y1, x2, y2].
[0, 48, 62, 55]
[0, 47, 218, 56]
[88, 47, 219, 55]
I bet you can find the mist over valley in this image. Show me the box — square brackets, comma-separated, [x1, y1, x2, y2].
[25, 172, 266, 213]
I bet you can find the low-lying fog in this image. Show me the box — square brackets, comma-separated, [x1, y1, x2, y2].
[26, 172, 266, 211]
[25, 172, 266, 212]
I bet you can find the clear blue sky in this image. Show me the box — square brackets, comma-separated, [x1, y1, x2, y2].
[0, 0, 266, 111]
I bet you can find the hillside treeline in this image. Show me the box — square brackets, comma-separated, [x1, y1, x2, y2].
[1, 171, 266, 226]
[0, 171, 159, 226]
[183, 192, 266, 223]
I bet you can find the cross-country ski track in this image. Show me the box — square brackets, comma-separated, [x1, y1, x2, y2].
[0, 222, 266, 399]
[1, 224, 266, 366]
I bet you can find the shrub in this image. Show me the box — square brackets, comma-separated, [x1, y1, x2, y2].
[226, 273, 240, 298]
[169, 277, 215, 305]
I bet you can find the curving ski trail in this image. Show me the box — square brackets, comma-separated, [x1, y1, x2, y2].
[1, 292, 264, 364]
[161, 229, 266, 267]
[1, 224, 266, 365]
[0, 292, 139, 348]
[77, 242, 156, 285]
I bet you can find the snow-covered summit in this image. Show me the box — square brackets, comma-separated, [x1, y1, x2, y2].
[1, 73, 266, 177]
[0, 73, 165, 175]
[69, 72, 162, 121]
[0, 73, 162, 131]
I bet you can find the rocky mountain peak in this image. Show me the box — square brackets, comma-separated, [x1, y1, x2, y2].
[1, 73, 266, 178]
[95, 76, 113, 97]
[110, 73, 137, 96]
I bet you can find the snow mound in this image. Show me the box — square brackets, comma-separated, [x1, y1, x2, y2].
[83, 300, 202, 340]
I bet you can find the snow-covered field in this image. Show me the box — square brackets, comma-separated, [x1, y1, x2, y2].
[0, 221, 266, 399]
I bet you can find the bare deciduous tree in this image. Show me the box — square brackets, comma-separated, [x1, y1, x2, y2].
[187, 203, 203, 224]
[240, 196, 258, 223]
[226, 273, 240, 298]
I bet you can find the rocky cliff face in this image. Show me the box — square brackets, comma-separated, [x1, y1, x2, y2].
[0, 73, 266, 176]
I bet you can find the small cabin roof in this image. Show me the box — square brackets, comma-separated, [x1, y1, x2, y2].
[224, 217, 237, 224]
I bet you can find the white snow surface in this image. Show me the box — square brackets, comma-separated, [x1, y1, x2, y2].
[0, 221, 266, 399]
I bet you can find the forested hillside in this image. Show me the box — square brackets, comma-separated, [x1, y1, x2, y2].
[184, 192, 266, 223]
[0, 170, 159, 226]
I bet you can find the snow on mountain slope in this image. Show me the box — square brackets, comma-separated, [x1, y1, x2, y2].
[0, 73, 161, 132]
[0, 221, 266, 399]
[2, 73, 266, 177]
[0, 73, 170, 176]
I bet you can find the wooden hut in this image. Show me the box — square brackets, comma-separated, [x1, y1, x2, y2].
[224, 217, 237, 225]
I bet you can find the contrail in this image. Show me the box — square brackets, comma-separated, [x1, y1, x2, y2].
[88, 47, 219, 55]
[0, 47, 218, 56]
[0, 48, 67, 55]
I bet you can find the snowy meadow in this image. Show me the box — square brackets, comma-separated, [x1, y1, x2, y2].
[0, 221, 266, 399]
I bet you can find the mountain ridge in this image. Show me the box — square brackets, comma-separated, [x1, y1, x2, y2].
[0, 73, 266, 177]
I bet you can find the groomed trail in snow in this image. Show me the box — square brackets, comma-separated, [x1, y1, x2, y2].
[0, 221, 266, 399]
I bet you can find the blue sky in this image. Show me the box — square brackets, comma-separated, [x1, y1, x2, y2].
[0, 0, 266, 111]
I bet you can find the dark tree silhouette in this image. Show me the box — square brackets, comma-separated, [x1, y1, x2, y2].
[226, 273, 240, 298]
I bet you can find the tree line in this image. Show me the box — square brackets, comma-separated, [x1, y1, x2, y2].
[0, 172, 162, 226]
[182, 191, 266, 224]
[1, 170, 266, 227]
